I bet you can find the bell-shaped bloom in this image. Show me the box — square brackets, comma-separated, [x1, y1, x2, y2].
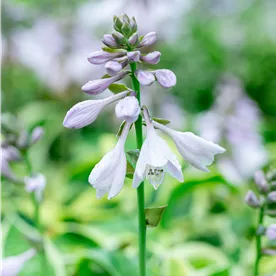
[115, 96, 140, 123]
[63, 90, 129, 129]
[153, 121, 226, 172]
[87, 50, 125, 65]
[89, 123, 130, 199]
[30, 126, 44, 145]
[82, 71, 128, 95]
[24, 173, 46, 202]
[133, 109, 183, 189]
[154, 69, 176, 88]
[2, 248, 36, 276]
[135, 70, 155, 86]
[137, 32, 157, 47]
[127, 51, 140, 62]
[266, 224, 276, 240]
[102, 34, 118, 48]
[105, 60, 122, 76]
[141, 51, 161, 64]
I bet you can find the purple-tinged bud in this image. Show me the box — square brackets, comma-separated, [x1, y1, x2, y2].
[254, 170, 269, 194]
[128, 33, 138, 46]
[154, 69, 176, 88]
[135, 70, 155, 86]
[262, 248, 276, 256]
[17, 130, 29, 149]
[115, 96, 140, 123]
[24, 173, 46, 202]
[102, 34, 118, 48]
[127, 51, 140, 62]
[87, 50, 125, 65]
[112, 32, 126, 45]
[105, 61, 122, 76]
[245, 190, 260, 208]
[82, 71, 128, 95]
[266, 224, 276, 240]
[140, 51, 161, 64]
[137, 32, 157, 47]
[267, 191, 276, 203]
[30, 127, 44, 145]
[2, 146, 21, 162]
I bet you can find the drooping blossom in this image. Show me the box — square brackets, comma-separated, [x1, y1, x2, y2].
[2, 249, 36, 276]
[153, 121, 226, 172]
[140, 51, 161, 64]
[115, 96, 140, 123]
[63, 90, 130, 129]
[137, 32, 157, 47]
[87, 50, 126, 65]
[135, 70, 155, 86]
[133, 108, 183, 189]
[89, 123, 131, 199]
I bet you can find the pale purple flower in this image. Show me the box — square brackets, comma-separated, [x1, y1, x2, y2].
[133, 108, 183, 189]
[102, 34, 117, 48]
[87, 50, 125, 65]
[128, 33, 138, 46]
[154, 69, 176, 88]
[89, 123, 131, 199]
[244, 190, 260, 208]
[30, 126, 44, 145]
[82, 71, 128, 95]
[63, 90, 130, 129]
[267, 191, 276, 203]
[127, 51, 140, 62]
[138, 32, 157, 47]
[24, 173, 46, 202]
[115, 96, 140, 123]
[141, 51, 161, 64]
[135, 70, 155, 86]
[254, 170, 269, 194]
[105, 60, 122, 76]
[153, 121, 226, 172]
[266, 224, 276, 240]
[2, 248, 36, 276]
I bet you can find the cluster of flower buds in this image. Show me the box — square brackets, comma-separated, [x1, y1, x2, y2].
[63, 14, 225, 199]
[1, 113, 46, 200]
[245, 168, 276, 242]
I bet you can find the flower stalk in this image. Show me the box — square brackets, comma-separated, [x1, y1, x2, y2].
[130, 61, 147, 276]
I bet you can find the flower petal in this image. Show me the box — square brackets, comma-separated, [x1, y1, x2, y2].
[141, 51, 161, 64]
[138, 32, 157, 47]
[154, 69, 176, 88]
[135, 70, 155, 86]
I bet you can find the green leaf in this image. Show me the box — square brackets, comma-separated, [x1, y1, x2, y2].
[145, 205, 167, 227]
[108, 83, 130, 94]
[101, 47, 125, 53]
[101, 74, 111, 79]
[152, 117, 171, 125]
[126, 149, 140, 169]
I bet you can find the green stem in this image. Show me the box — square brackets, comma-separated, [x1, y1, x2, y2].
[130, 62, 146, 276]
[254, 206, 264, 276]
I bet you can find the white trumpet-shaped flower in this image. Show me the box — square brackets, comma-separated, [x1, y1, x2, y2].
[89, 123, 130, 199]
[133, 108, 183, 189]
[115, 96, 140, 123]
[63, 91, 130, 129]
[153, 121, 226, 172]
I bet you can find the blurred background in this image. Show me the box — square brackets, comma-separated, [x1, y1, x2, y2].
[1, 0, 276, 275]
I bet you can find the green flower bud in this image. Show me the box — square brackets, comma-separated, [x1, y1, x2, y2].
[121, 22, 132, 38]
[112, 32, 126, 45]
[113, 16, 123, 32]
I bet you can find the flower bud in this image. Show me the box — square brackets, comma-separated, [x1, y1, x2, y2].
[82, 71, 128, 95]
[154, 69, 176, 88]
[24, 173, 46, 202]
[113, 16, 123, 32]
[115, 96, 140, 123]
[267, 191, 276, 203]
[135, 70, 155, 86]
[140, 51, 161, 64]
[127, 51, 140, 62]
[245, 190, 260, 208]
[17, 130, 29, 149]
[2, 145, 21, 161]
[266, 224, 276, 240]
[138, 32, 157, 47]
[112, 32, 126, 45]
[254, 170, 269, 194]
[30, 126, 44, 145]
[105, 61, 122, 76]
[128, 33, 138, 46]
[102, 34, 118, 48]
[87, 50, 125, 65]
